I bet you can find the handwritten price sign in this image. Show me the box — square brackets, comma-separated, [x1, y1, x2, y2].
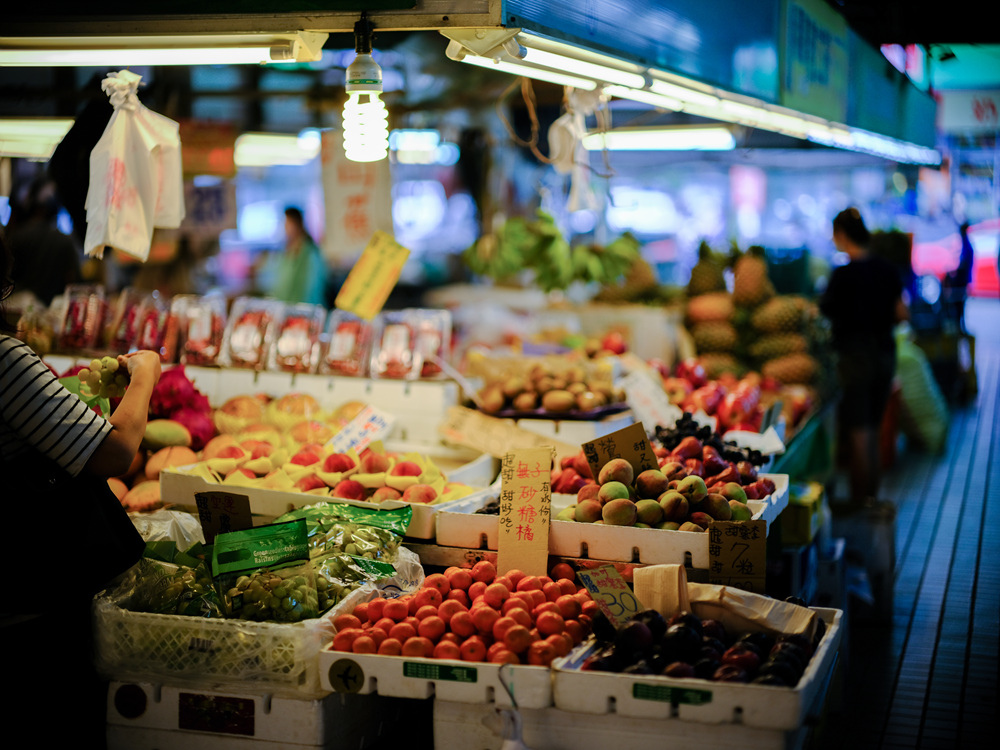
[496, 447, 553, 577]
[581, 422, 659, 483]
[329, 405, 396, 454]
[707, 520, 767, 593]
[576, 565, 644, 628]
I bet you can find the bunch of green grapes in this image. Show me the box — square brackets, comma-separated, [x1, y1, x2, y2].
[77, 356, 129, 399]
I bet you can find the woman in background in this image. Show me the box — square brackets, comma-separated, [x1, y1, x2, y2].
[820, 208, 907, 507]
[263, 206, 327, 306]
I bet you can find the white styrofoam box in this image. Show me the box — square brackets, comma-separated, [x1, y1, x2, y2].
[183, 367, 462, 444]
[106, 681, 393, 749]
[513, 411, 635, 445]
[435, 475, 789, 568]
[161, 467, 496, 540]
[551, 608, 842, 729]
[433, 698, 814, 750]
[318, 648, 552, 709]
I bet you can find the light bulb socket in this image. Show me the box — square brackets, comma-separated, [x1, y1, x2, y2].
[346, 53, 383, 93]
[354, 14, 375, 55]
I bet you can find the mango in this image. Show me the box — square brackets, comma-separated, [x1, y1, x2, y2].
[142, 420, 192, 451]
[145, 446, 198, 481]
[635, 498, 664, 526]
[122, 480, 161, 512]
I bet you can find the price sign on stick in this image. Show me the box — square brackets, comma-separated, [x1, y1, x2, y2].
[576, 565, 644, 628]
[195, 492, 253, 544]
[707, 520, 767, 593]
[496, 447, 553, 577]
[334, 231, 410, 320]
[581, 422, 659, 482]
[329, 405, 396, 454]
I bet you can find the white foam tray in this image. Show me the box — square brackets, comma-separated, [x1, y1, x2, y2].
[318, 649, 552, 709]
[512, 411, 635, 444]
[550, 608, 841, 729]
[184, 366, 463, 444]
[160, 442, 497, 539]
[106, 681, 391, 749]
[435, 475, 789, 567]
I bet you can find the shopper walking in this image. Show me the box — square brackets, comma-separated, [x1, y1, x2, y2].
[0, 230, 158, 744]
[820, 208, 907, 506]
[258, 206, 327, 306]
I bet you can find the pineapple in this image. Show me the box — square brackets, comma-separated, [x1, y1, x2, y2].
[751, 296, 803, 334]
[698, 353, 748, 379]
[691, 322, 739, 353]
[687, 241, 727, 296]
[748, 333, 809, 361]
[732, 246, 775, 309]
[762, 353, 818, 385]
[686, 292, 734, 325]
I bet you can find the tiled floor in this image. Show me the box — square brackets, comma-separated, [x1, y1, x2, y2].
[817, 297, 1000, 749]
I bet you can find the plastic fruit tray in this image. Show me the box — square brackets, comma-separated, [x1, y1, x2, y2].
[434, 475, 789, 568]
[550, 607, 841, 729]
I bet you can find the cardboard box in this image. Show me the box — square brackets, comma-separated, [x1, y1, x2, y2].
[780, 482, 826, 547]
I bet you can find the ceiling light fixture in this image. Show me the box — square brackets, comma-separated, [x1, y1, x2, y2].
[582, 126, 736, 151]
[342, 14, 389, 163]
[0, 117, 74, 159]
[440, 28, 940, 166]
[0, 32, 327, 67]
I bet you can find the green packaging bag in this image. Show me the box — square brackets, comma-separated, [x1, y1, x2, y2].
[212, 519, 319, 623]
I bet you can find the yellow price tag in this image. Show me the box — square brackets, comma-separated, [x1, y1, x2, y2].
[576, 565, 643, 629]
[334, 231, 410, 320]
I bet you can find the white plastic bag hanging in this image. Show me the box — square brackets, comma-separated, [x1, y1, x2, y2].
[83, 70, 185, 262]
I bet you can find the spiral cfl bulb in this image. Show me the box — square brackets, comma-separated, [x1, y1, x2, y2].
[344, 18, 388, 164]
[343, 89, 389, 162]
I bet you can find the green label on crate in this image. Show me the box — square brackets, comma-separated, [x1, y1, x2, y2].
[632, 683, 713, 705]
[403, 661, 478, 683]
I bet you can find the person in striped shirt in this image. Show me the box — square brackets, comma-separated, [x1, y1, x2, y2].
[1, 229, 161, 742]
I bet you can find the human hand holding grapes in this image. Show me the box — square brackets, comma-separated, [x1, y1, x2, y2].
[77, 351, 161, 399]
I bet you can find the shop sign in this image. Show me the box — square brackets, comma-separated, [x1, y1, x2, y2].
[938, 90, 1000, 133]
[780, 0, 849, 123]
[321, 130, 393, 264]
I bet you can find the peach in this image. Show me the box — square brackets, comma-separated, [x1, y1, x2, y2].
[240, 440, 274, 460]
[634, 469, 669, 500]
[228, 467, 257, 480]
[602, 498, 638, 526]
[371, 486, 402, 503]
[121, 480, 161, 512]
[290, 450, 322, 466]
[323, 453, 356, 473]
[359, 451, 391, 474]
[145, 446, 199, 480]
[597, 458, 634, 486]
[202, 434, 240, 459]
[635, 498, 665, 526]
[658, 490, 690, 522]
[295, 474, 327, 492]
[574, 499, 603, 523]
[390, 460, 423, 477]
[576, 483, 601, 503]
[332, 479, 366, 500]
[402, 484, 438, 504]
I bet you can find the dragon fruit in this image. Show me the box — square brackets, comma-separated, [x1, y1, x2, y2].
[149, 366, 201, 419]
[169, 407, 216, 451]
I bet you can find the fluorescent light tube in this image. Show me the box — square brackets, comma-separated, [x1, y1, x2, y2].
[603, 85, 681, 111]
[460, 54, 597, 90]
[234, 132, 321, 168]
[582, 127, 735, 151]
[520, 47, 646, 89]
[0, 117, 74, 159]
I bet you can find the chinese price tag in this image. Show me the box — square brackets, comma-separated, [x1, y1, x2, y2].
[334, 231, 410, 320]
[329, 404, 396, 454]
[496, 447, 553, 577]
[438, 406, 578, 463]
[581, 422, 659, 482]
[195, 491, 253, 543]
[621, 370, 684, 434]
[707, 520, 767, 593]
[576, 565, 644, 629]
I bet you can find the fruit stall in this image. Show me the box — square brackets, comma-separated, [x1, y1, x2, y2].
[27, 273, 850, 750]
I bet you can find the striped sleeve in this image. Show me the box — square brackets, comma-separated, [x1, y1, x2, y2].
[0, 337, 113, 477]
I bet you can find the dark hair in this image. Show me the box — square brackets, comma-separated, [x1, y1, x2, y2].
[284, 206, 313, 244]
[833, 207, 870, 246]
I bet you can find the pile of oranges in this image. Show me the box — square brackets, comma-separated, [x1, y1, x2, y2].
[329, 561, 599, 667]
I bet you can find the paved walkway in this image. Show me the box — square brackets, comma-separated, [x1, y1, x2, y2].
[818, 297, 1000, 749]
